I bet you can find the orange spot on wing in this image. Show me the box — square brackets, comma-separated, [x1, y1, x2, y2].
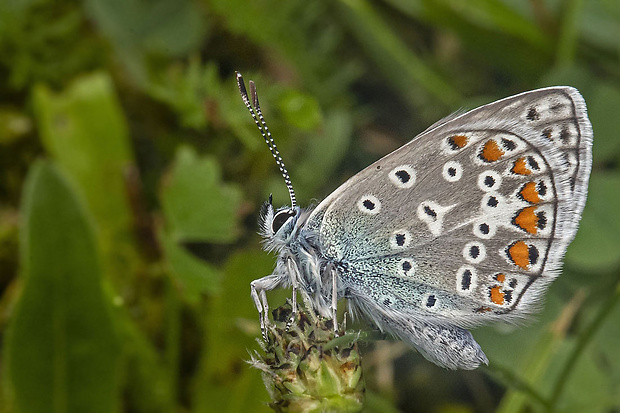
[490, 286, 505, 305]
[514, 206, 539, 234]
[520, 182, 540, 204]
[495, 273, 506, 283]
[475, 306, 492, 313]
[508, 241, 530, 269]
[481, 140, 505, 162]
[448, 135, 468, 149]
[512, 157, 531, 175]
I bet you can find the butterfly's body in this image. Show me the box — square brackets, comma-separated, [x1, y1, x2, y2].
[239, 73, 592, 370]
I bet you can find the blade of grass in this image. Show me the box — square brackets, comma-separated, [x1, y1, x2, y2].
[494, 290, 586, 413]
[555, 0, 585, 67]
[338, 0, 462, 111]
[548, 280, 620, 407]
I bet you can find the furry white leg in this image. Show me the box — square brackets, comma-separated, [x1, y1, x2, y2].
[331, 266, 339, 336]
[260, 289, 269, 333]
[286, 284, 297, 331]
[251, 274, 283, 340]
[285, 258, 316, 330]
[286, 258, 300, 331]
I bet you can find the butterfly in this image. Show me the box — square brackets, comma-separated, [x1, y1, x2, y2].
[236, 72, 592, 369]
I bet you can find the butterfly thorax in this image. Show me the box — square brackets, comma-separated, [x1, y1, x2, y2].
[260, 203, 340, 317]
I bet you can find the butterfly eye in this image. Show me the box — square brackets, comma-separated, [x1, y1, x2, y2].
[272, 209, 296, 234]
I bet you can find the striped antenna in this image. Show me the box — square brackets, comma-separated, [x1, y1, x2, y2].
[236, 72, 297, 208]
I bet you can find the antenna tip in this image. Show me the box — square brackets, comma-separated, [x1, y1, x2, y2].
[236, 72, 249, 100]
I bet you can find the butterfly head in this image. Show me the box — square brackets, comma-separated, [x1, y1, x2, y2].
[259, 195, 301, 251]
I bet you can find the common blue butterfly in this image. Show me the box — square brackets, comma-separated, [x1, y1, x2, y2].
[237, 72, 592, 370]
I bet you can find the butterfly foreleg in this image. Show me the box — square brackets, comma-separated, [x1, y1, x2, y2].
[251, 274, 284, 340]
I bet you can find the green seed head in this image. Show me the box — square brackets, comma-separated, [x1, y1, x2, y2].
[250, 302, 365, 412]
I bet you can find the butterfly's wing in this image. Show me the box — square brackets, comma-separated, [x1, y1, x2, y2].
[305, 87, 592, 369]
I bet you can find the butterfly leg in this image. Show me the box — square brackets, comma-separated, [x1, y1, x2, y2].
[285, 258, 317, 331]
[251, 274, 283, 340]
[259, 289, 270, 338]
[285, 258, 304, 330]
[330, 264, 339, 336]
[286, 284, 298, 331]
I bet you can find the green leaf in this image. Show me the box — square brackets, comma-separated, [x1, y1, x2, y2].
[159, 228, 221, 304]
[6, 161, 121, 413]
[161, 145, 242, 243]
[32, 72, 137, 271]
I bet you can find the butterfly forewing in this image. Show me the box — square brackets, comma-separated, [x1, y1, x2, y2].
[305, 87, 592, 326]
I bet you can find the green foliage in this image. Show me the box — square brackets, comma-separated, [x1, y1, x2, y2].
[0, 0, 104, 89]
[193, 250, 278, 413]
[569, 173, 620, 272]
[7, 161, 121, 413]
[32, 73, 133, 246]
[161, 145, 242, 243]
[1, 0, 619, 412]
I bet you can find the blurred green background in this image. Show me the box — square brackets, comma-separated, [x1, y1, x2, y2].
[1, 0, 619, 412]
